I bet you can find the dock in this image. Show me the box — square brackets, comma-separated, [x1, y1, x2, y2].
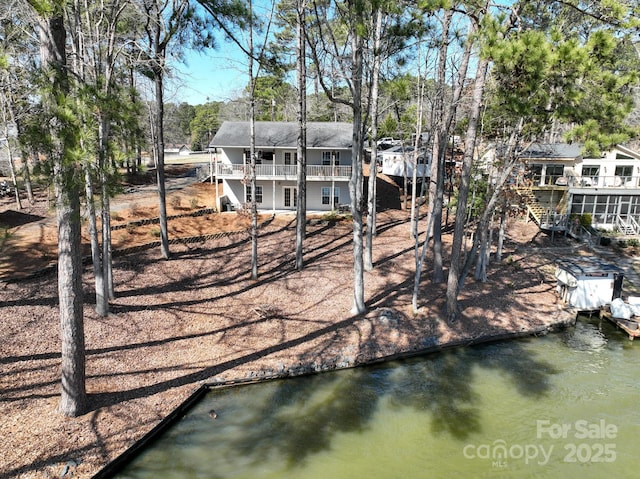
[599, 307, 640, 340]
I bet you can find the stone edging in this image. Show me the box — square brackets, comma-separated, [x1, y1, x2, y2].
[4, 214, 275, 283]
[110, 208, 217, 230]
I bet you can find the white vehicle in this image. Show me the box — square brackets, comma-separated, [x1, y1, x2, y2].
[376, 137, 401, 149]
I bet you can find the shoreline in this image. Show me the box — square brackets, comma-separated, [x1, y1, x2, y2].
[93, 307, 577, 478]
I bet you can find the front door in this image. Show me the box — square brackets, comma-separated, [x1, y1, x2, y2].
[284, 186, 297, 209]
[618, 196, 631, 218]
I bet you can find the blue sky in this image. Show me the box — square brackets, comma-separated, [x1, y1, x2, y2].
[167, 0, 276, 105]
[168, 43, 250, 105]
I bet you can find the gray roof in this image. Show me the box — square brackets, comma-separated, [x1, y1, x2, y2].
[210, 121, 353, 149]
[519, 143, 583, 159]
[556, 256, 624, 276]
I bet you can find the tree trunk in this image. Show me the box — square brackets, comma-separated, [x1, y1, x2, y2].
[84, 164, 107, 316]
[412, 204, 436, 313]
[497, 206, 506, 262]
[154, 73, 170, 259]
[5, 136, 22, 210]
[23, 156, 34, 205]
[36, 10, 86, 417]
[249, 0, 258, 280]
[431, 131, 446, 283]
[475, 221, 489, 282]
[295, 0, 307, 271]
[98, 115, 114, 299]
[429, 10, 452, 283]
[410, 76, 424, 241]
[102, 189, 114, 299]
[365, 8, 383, 272]
[57, 180, 86, 417]
[350, 32, 366, 315]
[445, 58, 490, 321]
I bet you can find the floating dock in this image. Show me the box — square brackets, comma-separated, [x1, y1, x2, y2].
[599, 307, 640, 340]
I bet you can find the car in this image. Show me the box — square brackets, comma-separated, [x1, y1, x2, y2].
[376, 137, 401, 150]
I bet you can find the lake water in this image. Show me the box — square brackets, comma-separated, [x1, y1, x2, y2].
[117, 316, 639, 478]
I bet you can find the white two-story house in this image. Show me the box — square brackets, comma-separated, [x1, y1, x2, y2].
[509, 143, 640, 234]
[210, 121, 353, 212]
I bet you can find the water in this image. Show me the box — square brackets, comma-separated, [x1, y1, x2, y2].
[117, 317, 640, 478]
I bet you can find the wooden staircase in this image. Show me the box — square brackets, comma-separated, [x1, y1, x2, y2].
[516, 187, 568, 231]
[516, 187, 545, 225]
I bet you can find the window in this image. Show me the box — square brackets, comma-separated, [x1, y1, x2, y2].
[581, 165, 599, 186]
[246, 185, 263, 204]
[284, 152, 297, 165]
[244, 150, 266, 164]
[528, 164, 543, 185]
[243, 150, 261, 164]
[322, 151, 340, 165]
[259, 151, 274, 162]
[321, 186, 340, 205]
[615, 165, 633, 184]
[545, 165, 564, 185]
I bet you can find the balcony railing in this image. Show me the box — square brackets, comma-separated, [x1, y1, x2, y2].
[214, 163, 352, 180]
[521, 175, 640, 189]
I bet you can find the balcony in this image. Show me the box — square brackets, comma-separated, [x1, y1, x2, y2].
[568, 175, 639, 189]
[214, 163, 352, 181]
[522, 175, 640, 190]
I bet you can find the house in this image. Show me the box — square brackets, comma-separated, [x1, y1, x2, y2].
[376, 145, 431, 179]
[502, 143, 640, 234]
[164, 144, 192, 156]
[209, 121, 353, 212]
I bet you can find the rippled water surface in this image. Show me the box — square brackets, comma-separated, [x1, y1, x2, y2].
[118, 317, 640, 478]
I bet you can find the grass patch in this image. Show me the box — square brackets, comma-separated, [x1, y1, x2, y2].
[169, 195, 181, 209]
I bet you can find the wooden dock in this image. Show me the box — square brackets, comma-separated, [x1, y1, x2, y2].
[599, 307, 640, 340]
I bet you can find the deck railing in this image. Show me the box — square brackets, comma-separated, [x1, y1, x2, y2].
[214, 163, 351, 180]
[519, 175, 640, 189]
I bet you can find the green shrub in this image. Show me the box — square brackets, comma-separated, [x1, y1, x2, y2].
[579, 213, 592, 228]
[322, 211, 342, 222]
[628, 238, 640, 248]
[618, 239, 628, 249]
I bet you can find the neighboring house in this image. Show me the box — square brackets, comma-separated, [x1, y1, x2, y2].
[164, 144, 192, 156]
[376, 145, 431, 179]
[502, 143, 640, 234]
[209, 121, 353, 212]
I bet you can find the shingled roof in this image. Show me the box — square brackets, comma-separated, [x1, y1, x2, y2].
[518, 143, 583, 159]
[210, 121, 353, 149]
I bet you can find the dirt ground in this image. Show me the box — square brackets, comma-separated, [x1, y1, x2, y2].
[0, 166, 588, 478]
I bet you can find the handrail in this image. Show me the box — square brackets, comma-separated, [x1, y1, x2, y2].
[213, 163, 352, 179]
[616, 215, 640, 235]
[516, 175, 640, 189]
[527, 205, 540, 225]
[627, 215, 640, 235]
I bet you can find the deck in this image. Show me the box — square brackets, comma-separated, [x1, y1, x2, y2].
[599, 307, 640, 340]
